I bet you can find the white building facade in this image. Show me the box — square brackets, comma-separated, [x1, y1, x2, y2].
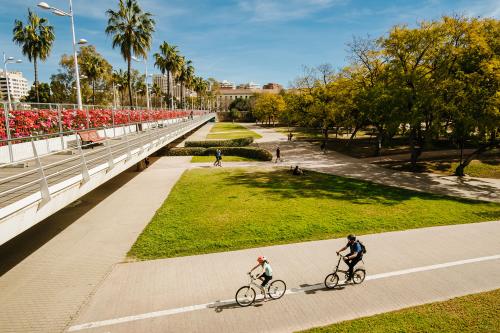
[0, 70, 29, 102]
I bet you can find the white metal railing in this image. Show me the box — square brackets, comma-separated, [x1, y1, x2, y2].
[0, 112, 214, 213]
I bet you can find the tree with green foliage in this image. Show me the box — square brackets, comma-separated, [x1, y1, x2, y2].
[12, 9, 55, 103]
[112, 69, 128, 107]
[79, 46, 112, 105]
[106, 0, 155, 107]
[24, 82, 51, 103]
[154, 42, 181, 108]
[177, 57, 194, 108]
[253, 93, 286, 125]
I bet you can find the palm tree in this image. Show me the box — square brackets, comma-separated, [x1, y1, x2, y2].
[106, 0, 155, 107]
[193, 76, 208, 109]
[154, 42, 181, 109]
[12, 9, 55, 103]
[177, 57, 194, 109]
[112, 69, 128, 107]
[151, 82, 161, 108]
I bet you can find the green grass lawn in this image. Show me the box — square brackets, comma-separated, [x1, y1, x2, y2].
[128, 168, 500, 259]
[207, 122, 262, 139]
[190, 156, 259, 163]
[301, 289, 500, 333]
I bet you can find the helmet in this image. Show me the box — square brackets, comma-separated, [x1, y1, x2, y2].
[257, 256, 266, 263]
[347, 234, 356, 241]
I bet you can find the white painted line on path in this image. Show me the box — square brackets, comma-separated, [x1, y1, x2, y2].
[68, 254, 500, 331]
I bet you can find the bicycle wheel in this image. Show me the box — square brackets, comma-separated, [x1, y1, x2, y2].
[352, 269, 366, 284]
[267, 280, 286, 299]
[235, 286, 256, 307]
[324, 273, 339, 289]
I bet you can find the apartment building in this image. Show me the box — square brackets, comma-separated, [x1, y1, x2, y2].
[0, 70, 29, 102]
[216, 81, 283, 111]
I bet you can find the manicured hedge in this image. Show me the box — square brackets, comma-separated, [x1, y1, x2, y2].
[184, 137, 254, 148]
[164, 147, 206, 156]
[205, 147, 272, 161]
[164, 146, 272, 161]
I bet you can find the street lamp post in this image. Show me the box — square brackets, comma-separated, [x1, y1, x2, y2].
[3, 53, 22, 111]
[3, 54, 22, 163]
[38, 1, 86, 110]
[132, 56, 150, 110]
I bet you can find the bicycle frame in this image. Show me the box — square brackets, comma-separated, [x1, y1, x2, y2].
[246, 274, 267, 293]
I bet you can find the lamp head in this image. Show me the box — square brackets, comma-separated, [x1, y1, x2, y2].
[16, 60, 22, 63]
[52, 9, 68, 16]
[7, 57, 14, 61]
[37, 2, 51, 10]
[77, 39, 88, 45]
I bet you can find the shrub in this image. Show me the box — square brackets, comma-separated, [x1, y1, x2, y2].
[205, 147, 272, 161]
[184, 137, 254, 148]
[164, 147, 206, 156]
[164, 146, 272, 161]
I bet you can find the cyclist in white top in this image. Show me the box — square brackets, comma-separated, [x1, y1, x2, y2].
[249, 256, 273, 300]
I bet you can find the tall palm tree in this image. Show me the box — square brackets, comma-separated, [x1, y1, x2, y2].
[12, 9, 55, 103]
[154, 42, 181, 109]
[177, 57, 194, 109]
[106, 0, 155, 107]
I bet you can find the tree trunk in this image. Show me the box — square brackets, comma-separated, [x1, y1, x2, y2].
[34, 57, 39, 103]
[92, 80, 96, 105]
[167, 71, 171, 109]
[347, 124, 361, 147]
[424, 115, 433, 149]
[409, 126, 422, 170]
[455, 140, 499, 176]
[127, 58, 133, 107]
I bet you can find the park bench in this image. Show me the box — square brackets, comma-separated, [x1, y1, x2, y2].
[78, 130, 105, 148]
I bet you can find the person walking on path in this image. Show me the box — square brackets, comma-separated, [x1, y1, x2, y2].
[336, 234, 363, 283]
[275, 146, 281, 163]
[214, 149, 222, 167]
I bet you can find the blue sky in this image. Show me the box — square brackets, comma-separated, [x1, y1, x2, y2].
[0, 0, 498, 87]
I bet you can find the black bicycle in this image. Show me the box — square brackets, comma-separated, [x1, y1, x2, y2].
[235, 273, 287, 307]
[324, 254, 366, 289]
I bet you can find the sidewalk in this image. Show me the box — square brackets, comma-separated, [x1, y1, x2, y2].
[178, 122, 214, 146]
[70, 221, 500, 332]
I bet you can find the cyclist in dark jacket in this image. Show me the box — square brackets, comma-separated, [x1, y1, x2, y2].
[336, 234, 363, 283]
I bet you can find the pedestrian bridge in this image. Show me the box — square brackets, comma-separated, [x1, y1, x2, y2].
[0, 112, 215, 245]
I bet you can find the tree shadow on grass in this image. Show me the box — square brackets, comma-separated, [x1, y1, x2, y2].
[220, 169, 486, 207]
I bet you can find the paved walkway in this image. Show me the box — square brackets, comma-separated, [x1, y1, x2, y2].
[0, 156, 192, 333]
[178, 122, 214, 146]
[239, 124, 500, 202]
[70, 221, 500, 332]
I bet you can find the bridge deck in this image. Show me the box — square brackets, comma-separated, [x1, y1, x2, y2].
[0, 114, 215, 245]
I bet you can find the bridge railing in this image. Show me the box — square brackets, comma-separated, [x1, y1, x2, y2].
[1, 102, 209, 163]
[0, 112, 214, 215]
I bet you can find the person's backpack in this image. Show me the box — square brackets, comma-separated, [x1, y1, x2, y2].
[357, 240, 367, 254]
